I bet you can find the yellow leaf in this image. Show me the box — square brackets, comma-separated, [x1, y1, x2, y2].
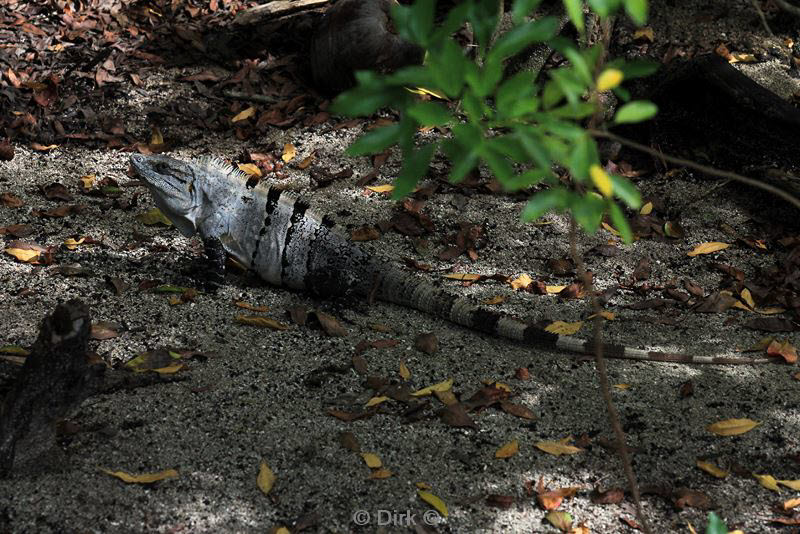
[493, 382, 512, 392]
[613, 383, 630, 390]
[298, 154, 314, 169]
[361, 452, 382, 469]
[545, 285, 567, 294]
[136, 208, 173, 227]
[234, 301, 269, 312]
[687, 242, 730, 257]
[100, 468, 179, 484]
[783, 497, 800, 510]
[418, 490, 448, 517]
[369, 468, 393, 479]
[495, 439, 519, 459]
[433, 389, 458, 406]
[535, 440, 583, 456]
[64, 237, 86, 250]
[416, 482, 431, 490]
[544, 321, 583, 335]
[740, 288, 755, 309]
[443, 273, 481, 281]
[510, 273, 533, 290]
[257, 459, 276, 494]
[80, 174, 95, 190]
[696, 460, 729, 478]
[596, 68, 624, 91]
[633, 27, 654, 42]
[238, 163, 262, 177]
[281, 143, 296, 163]
[274, 528, 290, 534]
[754, 473, 781, 492]
[398, 362, 411, 380]
[588, 310, 615, 320]
[149, 126, 164, 145]
[545, 510, 573, 531]
[589, 164, 612, 197]
[365, 184, 395, 193]
[756, 307, 787, 315]
[777, 479, 800, 491]
[365, 396, 389, 407]
[707, 418, 760, 436]
[406, 86, 449, 100]
[639, 201, 653, 215]
[152, 364, 184, 374]
[482, 295, 507, 305]
[234, 315, 288, 330]
[730, 52, 757, 63]
[601, 222, 621, 236]
[5, 246, 41, 263]
[412, 378, 453, 397]
[232, 106, 256, 123]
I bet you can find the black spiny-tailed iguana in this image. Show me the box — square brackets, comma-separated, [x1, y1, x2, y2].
[130, 153, 778, 365]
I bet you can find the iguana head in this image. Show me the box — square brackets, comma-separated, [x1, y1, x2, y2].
[130, 153, 205, 237]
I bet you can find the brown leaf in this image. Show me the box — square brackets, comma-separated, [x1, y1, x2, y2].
[678, 380, 694, 398]
[0, 224, 33, 237]
[591, 488, 625, 504]
[339, 431, 360, 452]
[414, 332, 438, 354]
[439, 403, 476, 428]
[314, 311, 347, 336]
[632, 258, 651, 281]
[40, 182, 73, 201]
[515, 367, 531, 380]
[234, 315, 289, 330]
[683, 279, 705, 297]
[286, 305, 308, 326]
[500, 401, 536, 420]
[766, 339, 797, 364]
[673, 488, 712, 510]
[351, 355, 368, 375]
[1, 192, 24, 207]
[464, 385, 510, 410]
[694, 291, 738, 313]
[350, 225, 380, 241]
[744, 317, 797, 333]
[105, 276, 130, 295]
[486, 494, 514, 509]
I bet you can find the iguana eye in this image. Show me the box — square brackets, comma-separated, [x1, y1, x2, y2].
[155, 162, 169, 173]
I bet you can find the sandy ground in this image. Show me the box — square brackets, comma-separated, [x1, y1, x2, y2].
[1, 1, 800, 533]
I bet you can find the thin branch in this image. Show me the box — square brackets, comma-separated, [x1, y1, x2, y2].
[588, 129, 800, 210]
[568, 218, 651, 534]
[750, 0, 774, 36]
[772, 0, 800, 16]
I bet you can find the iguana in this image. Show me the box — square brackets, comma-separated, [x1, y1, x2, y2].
[130, 153, 779, 365]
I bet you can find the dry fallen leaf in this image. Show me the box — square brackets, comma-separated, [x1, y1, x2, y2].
[101, 468, 179, 484]
[234, 315, 288, 330]
[365, 184, 395, 194]
[361, 452, 382, 469]
[777, 479, 800, 491]
[365, 396, 389, 408]
[369, 468, 393, 479]
[238, 163, 262, 177]
[411, 378, 453, 397]
[281, 143, 296, 163]
[754, 473, 781, 492]
[495, 440, 519, 459]
[232, 106, 256, 123]
[418, 490, 448, 517]
[535, 439, 583, 456]
[544, 321, 583, 336]
[257, 459, 276, 495]
[707, 418, 760, 436]
[696, 460, 728, 479]
[510, 273, 533, 290]
[687, 242, 730, 257]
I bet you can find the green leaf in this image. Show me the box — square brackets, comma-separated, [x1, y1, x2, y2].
[443, 141, 480, 183]
[562, 0, 584, 33]
[570, 192, 605, 233]
[548, 68, 585, 106]
[616, 59, 660, 79]
[614, 100, 658, 124]
[431, 2, 471, 42]
[385, 66, 435, 88]
[624, 0, 648, 25]
[428, 40, 467, 97]
[506, 168, 551, 191]
[467, 0, 500, 49]
[549, 101, 595, 119]
[587, 0, 611, 16]
[487, 135, 529, 162]
[566, 134, 597, 181]
[488, 16, 561, 62]
[705, 512, 728, 534]
[331, 73, 406, 116]
[392, 0, 434, 46]
[511, 0, 543, 24]
[607, 201, 633, 243]
[406, 101, 453, 126]
[522, 189, 570, 221]
[496, 71, 537, 117]
[346, 123, 402, 156]
[392, 142, 437, 199]
[559, 44, 592, 85]
[481, 143, 515, 184]
[609, 174, 641, 208]
[517, 129, 552, 169]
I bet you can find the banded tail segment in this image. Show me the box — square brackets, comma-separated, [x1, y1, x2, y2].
[376, 267, 775, 364]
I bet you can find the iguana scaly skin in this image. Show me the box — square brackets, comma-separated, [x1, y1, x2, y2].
[130, 153, 777, 364]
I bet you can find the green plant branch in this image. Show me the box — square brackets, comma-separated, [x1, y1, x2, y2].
[589, 128, 800, 210]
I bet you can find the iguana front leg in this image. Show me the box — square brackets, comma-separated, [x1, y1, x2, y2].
[198, 236, 227, 292]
